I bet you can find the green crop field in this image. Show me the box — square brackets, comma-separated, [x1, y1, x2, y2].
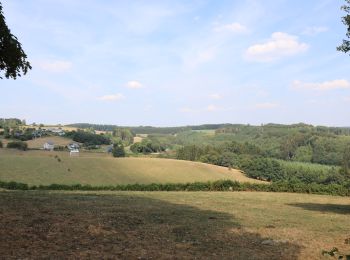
[0, 149, 263, 186]
[0, 190, 349, 259]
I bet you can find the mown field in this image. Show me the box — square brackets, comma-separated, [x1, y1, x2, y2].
[0, 149, 263, 186]
[0, 190, 349, 259]
[25, 136, 75, 149]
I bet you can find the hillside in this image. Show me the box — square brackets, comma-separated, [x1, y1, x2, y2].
[25, 136, 74, 149]
[0, 149, 264, 186]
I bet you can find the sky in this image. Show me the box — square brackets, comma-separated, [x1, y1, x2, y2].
[1, 0, 350, 126]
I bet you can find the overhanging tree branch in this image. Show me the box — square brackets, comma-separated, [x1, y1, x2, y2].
[337, 0, 350, 54]
[0, 2, 31, 79]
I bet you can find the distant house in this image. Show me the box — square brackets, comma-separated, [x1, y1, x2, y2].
[69, 149, 79, 156]
[68, 143, 80, 150]
[48, 128, 65, 136]
[43, 141, 54, 151]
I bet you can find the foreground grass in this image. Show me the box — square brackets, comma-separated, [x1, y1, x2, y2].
[0, 191, 349, 259]
[0, 149, 263, 185]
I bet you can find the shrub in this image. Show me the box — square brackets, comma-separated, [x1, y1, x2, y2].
[54, 145, 65, 151]
[0, 140, 2, 148]
[112, 143, 126, 157]
[6, 140, 28, 151]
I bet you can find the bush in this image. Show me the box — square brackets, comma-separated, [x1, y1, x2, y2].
[0, 140, 2, 148]
[240, 157, 285, 181]
[6, 141, 28, 151]
[54, 145, 65, 151]
[112, 143, 126, 157]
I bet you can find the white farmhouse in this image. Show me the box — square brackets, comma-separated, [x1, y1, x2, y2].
[43, 141, 54, 151]
[69, 149, 79, 156]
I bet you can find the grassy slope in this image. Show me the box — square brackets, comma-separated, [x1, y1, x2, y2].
[0, 190, 349, 259]
[26, 136, 74, 148]
[0, 149, 263, 185]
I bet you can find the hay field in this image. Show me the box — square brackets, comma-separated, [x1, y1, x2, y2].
[0, 149, 263, 186]
[25, 136, 74, 149]
[0, 191, 348, 259]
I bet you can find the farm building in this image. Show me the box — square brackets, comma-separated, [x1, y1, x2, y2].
[68, 143, 80, 150]
[43, 141, 54, 151]
[69, 149, 79, 156]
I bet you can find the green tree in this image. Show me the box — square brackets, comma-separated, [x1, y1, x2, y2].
[112, 142, 126, 157]
[0, 2, 31, 79]
[342, 145, 350, 176]
[112, 128, 134, 146]
[337, 0, 350, 54]
[292, 145, 313, 163]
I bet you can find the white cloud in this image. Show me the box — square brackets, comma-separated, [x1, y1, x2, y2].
[182, 47, 217, 69]
[302, 26, 328, 36]
[245, 32, 309, 62]
[344, 97, 350, 102]
[127, 81, 143, 89]
[38, 60, 72, 73]
[292, 79, 350, 91]
[179, 104, 222, 113]
[179, 107, 197, 113]
[209, 94, 222, 99]
[98, 93, 125, 101]
[255, 102, 279, 109]
[206, 104, 219, 111]
[213, 22, 248, 33]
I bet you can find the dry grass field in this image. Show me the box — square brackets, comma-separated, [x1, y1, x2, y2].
[26, 136, 75, 149]
[0, 149, 264, 186]
[0, 190, 348, 259]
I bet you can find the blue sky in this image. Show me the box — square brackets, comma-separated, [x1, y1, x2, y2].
[1, 0, 350, 126]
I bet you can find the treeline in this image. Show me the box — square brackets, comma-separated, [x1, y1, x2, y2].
[0, 118, 24, 128]
[67, 123, 236, 135]
[178, 124, 350, 167]
[0, 127, 37, 141]
[176, 142, 349, 184]
[65, 130, 110, 145]
[0, 180, 349, 196]
[216, 123, 350, 136]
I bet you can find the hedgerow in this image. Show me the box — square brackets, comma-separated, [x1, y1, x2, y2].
[0, 180, 349, 196]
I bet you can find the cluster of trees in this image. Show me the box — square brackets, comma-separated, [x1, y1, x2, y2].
[6, 140, 28, 150]
[176, 141, 349, 184]
[173, 124, 350, 167]
[112, 128, 134, 146]
[65, 130, 111, 146]
[0, 127, 36, 141]
[130, 139, 166, 154]
[0, 118, 24, 128]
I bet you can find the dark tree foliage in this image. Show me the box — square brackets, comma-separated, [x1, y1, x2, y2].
[130, 139, 166, 154]
[112, 143, 125, 157]
[6, 140, 28, 150]
[337, 0, 350, 54]
[66, 130, 111, 145]
[0, 2, 31, 79]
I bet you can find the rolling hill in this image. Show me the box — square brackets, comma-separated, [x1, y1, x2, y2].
[0, 149, 264, 186]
